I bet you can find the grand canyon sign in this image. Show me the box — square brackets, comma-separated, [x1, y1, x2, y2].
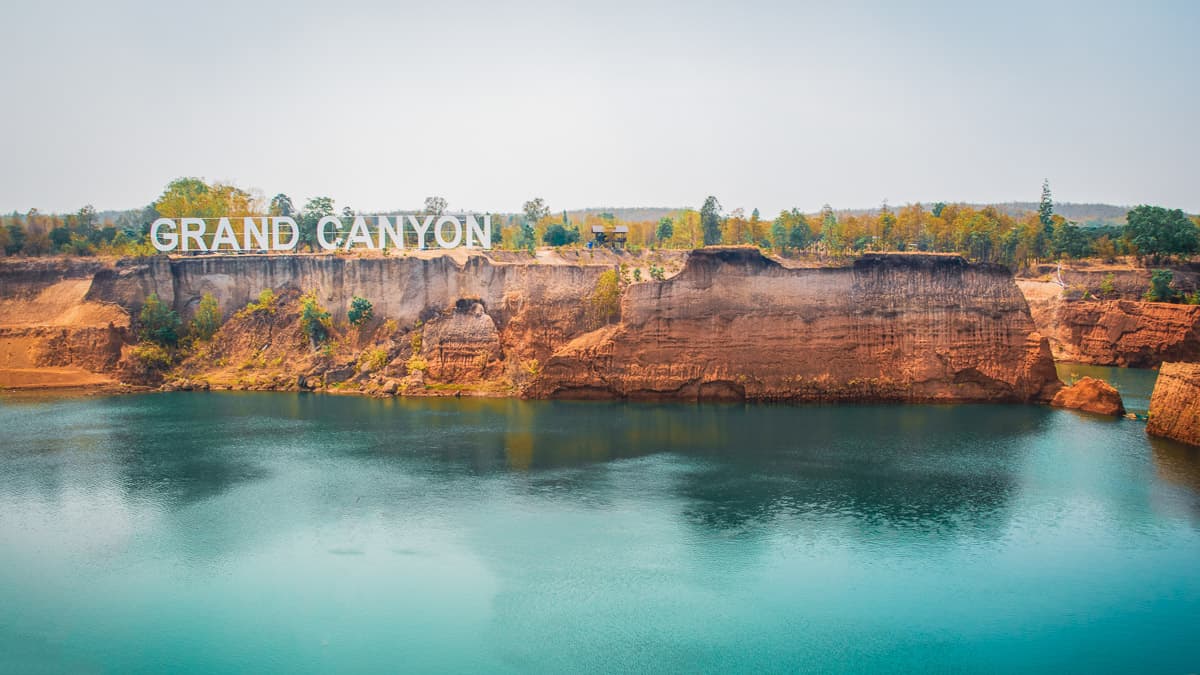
[150, 215, 493, 252]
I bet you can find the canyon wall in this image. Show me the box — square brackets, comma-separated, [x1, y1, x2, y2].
[1020, 280, 1200, 366]
[529, 249, 1061, 403]
[1147, 363, 1200, 447]
[0, 249, 1061, 402]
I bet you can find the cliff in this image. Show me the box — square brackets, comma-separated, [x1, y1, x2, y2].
[1147, 363, 1200, 447]
[528, 249, 1061, 403]
[1020, 280, 1200, 366]
[0, 249, 1061, 403]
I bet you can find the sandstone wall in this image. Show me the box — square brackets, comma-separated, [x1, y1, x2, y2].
[1020, 280, 1200, 366]
[1147, 362, 1200, 447]
[0, 250, 1062, 402]
[529, 249, 1061, 403]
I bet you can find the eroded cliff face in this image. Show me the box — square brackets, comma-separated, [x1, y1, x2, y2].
[1020, 280, 1200, 367]
[1, 250, 1061, 402]
[529, 249, 1061, 403]
[1147, 363, 1200, 447]
[0, 259, 132, 389]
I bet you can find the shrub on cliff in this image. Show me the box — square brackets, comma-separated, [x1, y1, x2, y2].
[348, 296, 374, 327]
[237, 289, 278, 318]
[1144, 270, 1177, 303]
[300, 292, 332, 346]
[139, 293, 181, 346]
[191, 293, 222, 341]
[588, 269, 622, 325]
[130, 342, 173, 370]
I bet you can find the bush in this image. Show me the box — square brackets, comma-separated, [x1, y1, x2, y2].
[348, 296, 374, 326]
[191, 293, 222, 341]
[300, 291, 332, 345]
[1099, 273, 1116, 298]
[588, 269, 622, 325]
[358, 347, 389, 373]
[139, 293, 181, 346]
[1144, 269, 1176, 302]
[239, 288, 278, 317]
[130, 342, 172, 369]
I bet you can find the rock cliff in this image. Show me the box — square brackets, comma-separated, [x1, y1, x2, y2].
[1020, 280, 1200, 366]
[1147, 363, 1200, 447]
[528, 249, 1061, 403]
[1, 249, 1061, 402]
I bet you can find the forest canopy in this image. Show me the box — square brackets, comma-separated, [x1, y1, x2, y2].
[2, 178, 1197, 270]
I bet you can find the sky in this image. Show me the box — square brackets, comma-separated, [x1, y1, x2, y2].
[1, 0, 1197, 216]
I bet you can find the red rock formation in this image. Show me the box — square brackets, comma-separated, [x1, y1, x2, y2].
[529, 248, 1062, 403]
[1020, 283, 1200, 367]
[1147, 363, 1200, 447]
[1050, 377, 1125, 416]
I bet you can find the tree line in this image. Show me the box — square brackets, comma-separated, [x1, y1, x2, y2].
[2, 178, 1197, 268]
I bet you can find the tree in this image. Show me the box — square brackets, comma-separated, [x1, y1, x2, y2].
[1038, 179, 1054, 229]
[523, 198, 550, 225]
[656, 217, 674, 243]
[6, 223, 26, 255]
[269, 194, 295, 217]
[424, 196, 448, 216]
[788, 211, 813, 250]
[588, 269, 622, 325]
[191, 293, 222, 341]
[542, 223, 579, 247]
[75, 205, 97, 234]
[1125, 205, 1199, 260]
[139, 293, 181, 346]
[700, 196, 722, 246]
[49, 226, 71, 250]
[298, 197, 335, 250]
[348, 296, 373, 327]
[1145, 269, 1176, 302]
[819, 205, 842, 253]
[300, 291, 332, 345]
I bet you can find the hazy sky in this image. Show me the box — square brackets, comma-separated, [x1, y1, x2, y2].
[2, 0, 1197, 216]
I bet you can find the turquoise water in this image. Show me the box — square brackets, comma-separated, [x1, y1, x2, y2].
[1055, 363, 1160, 415]
[1, 393, 1198, 673]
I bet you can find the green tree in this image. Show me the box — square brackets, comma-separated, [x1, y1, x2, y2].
[770, 217, 787, 251]
[300, 291, 332, 345]
[298, 197, 335, 250]
[542, 223, 579, 247]
[269, 194, 295, 217]
[348, 296, 374, 326]
[656, 217, 674, 243]
[5, 222, 23, 255]
[788, 211, 813, 250]
[1038, 179, 1054, 229]
[1125, 205, 1199, 260]
[820, 205, 842, 253]
[49, 226, 71, 250]
[139, 293, 181, 346]
[191, 293, 222, 341]
[700, 196, 722, 246]
[1144, 269, 1176, 302]
[75, 205, 97, 234]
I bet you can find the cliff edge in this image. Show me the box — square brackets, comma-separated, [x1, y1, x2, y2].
[528, 248, 1062, 403]
[1147, 362, 1200, 447]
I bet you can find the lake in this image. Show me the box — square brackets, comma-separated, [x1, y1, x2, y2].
[1, 392, 1198, 673]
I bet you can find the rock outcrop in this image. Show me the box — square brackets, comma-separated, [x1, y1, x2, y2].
[0, 249, 1063, 402]
[1019, 278, 1200, 367]
[528, 249, 1062, 403]
[1147, 363, 1200, 447]
[1050, 377, 1125, 416]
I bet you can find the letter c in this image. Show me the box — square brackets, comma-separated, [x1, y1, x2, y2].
[317, 216, 342, 250]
